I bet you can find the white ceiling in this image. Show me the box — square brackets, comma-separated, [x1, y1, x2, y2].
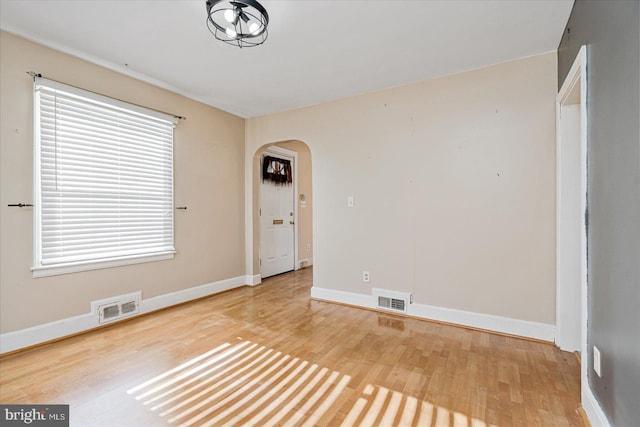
[0, 0, 573, 118]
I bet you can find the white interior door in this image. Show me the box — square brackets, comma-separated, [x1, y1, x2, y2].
[260, 154, 295, 278]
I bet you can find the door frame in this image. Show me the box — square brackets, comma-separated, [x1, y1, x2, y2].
[259, 145, 299, 277]
[555, 46, 587, 370]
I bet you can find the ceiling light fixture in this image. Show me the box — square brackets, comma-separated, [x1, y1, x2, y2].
[206, 0, 269, 48]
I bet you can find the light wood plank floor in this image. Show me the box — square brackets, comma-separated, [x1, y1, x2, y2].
[0, 268, 582, 427]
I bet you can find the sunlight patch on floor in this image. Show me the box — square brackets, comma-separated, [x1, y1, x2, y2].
[127, 339, 496, 427]
[342, 384, 498, 427]
[127, 339, 350, 426]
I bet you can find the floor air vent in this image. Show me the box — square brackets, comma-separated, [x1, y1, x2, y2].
[378, 296, 406, 312]
[91, 292, 141, 324]
[372, 288, 411, 314]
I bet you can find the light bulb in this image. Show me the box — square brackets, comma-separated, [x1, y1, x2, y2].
[224, 9, 235, 23]
[226, 27, 237, 38]
[249, 22, 260, 35]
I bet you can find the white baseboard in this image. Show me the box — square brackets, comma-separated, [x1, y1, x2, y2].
[311, 287, 373, 308]
[409, 301, 555, 342]
[298, 258, 313, 269]
[139, 276, 247, 313]
[245, 274, 262, 286]
[310, 286, 555, 342]
[0, 313, 97, 355]
[0, 275, 250, 354]
[583, 384, 612, 427]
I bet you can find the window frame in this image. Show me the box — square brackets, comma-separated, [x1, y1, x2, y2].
[32, 77, 178, 278]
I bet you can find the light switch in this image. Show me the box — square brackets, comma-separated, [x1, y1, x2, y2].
[347, 196, 354, 208]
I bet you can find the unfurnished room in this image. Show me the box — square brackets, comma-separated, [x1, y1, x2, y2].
[0, 1, 638, 426]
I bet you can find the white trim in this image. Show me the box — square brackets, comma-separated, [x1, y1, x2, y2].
[556, 46, 590, 406]
[409, 302, 555, 342]
[0, 313, 96, 355]
[263, 145, 298, 160]
[310, 287, 555, 342]
[310, 287, 374, 308]
[0, 275, 249, 354]
[583, 385, 612, 427]
[245, 274, 262, 286]
[32, 252, 175, 278]
[33, 83, 41, 271]
[555, 46, 588, 354]
[139, 276, 247, 313]
[298, 258, 313, 269]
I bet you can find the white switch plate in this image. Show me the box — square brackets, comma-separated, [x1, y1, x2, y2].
[593, 345, 602, 377]
[362, 271, 370, 283]
[347, 196, 355, 208]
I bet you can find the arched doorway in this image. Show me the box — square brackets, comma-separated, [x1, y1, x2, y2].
[252, 140, 313, 281]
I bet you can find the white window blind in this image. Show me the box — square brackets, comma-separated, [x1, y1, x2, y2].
[33, 77, 178, 276]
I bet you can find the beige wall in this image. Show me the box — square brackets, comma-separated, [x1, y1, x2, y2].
[246, 52, 557, 324]
[0, 31, 556, 335]
[0, 32, 246, 333]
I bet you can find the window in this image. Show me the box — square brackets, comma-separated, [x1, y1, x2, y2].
[33, 77, 178, 277]
[262, 155, 292, 185]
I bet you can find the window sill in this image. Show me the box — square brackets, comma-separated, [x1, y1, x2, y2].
[32, 251, 175, 278]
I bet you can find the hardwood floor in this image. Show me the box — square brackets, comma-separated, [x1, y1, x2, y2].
[0, 268, 583, 426]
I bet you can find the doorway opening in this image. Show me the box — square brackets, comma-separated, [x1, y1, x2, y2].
[253, 141, 313, 280]
[556, 45, 587, 380]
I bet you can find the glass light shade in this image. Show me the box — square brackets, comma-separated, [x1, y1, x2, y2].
[224, 9, 235, 23]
